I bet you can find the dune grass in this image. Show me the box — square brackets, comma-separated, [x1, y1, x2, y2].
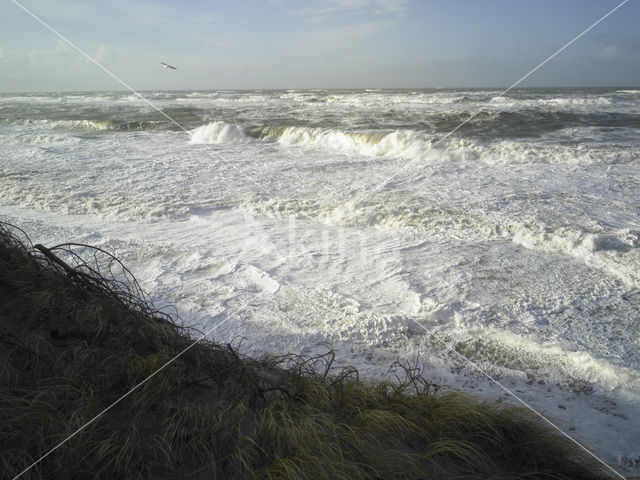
[0, 221, 615, 479]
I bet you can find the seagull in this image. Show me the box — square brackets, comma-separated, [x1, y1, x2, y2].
[161, 62, 177, 70]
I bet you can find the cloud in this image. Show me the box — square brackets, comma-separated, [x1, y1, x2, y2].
[111, 0, 181, 28]
[293, 20, 392, 58]
[591, 33, 640, 52]
[27, 39, 72, 66]
[94, 45, 116, 64]
[293, 0, 408, 22]
[320, 20, 391, 39]
[372, 0, 408, 15]
[596, 44, 619, 59]
[12, 0, 213, 37]
[11, 0, 89, 22]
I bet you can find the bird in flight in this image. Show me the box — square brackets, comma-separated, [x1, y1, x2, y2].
[161, 62, 177, 70]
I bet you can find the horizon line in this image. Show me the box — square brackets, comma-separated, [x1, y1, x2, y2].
[1, 85, 639, 94]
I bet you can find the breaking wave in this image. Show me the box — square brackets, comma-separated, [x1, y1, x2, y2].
[189, 121, 639, 166]
[189, 121, 250, 144]
[248, 125, 432, 158]
[190, 121, 432, 158]
[3, 118, 169, 132]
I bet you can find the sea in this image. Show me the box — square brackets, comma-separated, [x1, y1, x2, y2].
[1, 88, 639, 472]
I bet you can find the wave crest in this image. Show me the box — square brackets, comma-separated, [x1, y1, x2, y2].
[189, 121, 250, 144]
[248, 125, 431, 158]
[190, 121, 434, 159]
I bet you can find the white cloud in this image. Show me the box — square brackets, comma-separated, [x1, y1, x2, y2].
[296, 20, 390, 47]
[596, 45, 619, 59]
[290, 20, 392, 64]
[294, 0, 408, 21]
[27, 39, 71, 65]
[95, 45, 107, 62]
[111, 0, 179, 28]
[92, 44, 118, 65]
[12, 0, 210, 34]
[372, 0, 408, 15]
[12, 0, 101, 24]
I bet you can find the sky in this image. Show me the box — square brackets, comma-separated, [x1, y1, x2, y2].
[0, 0, 639, 92]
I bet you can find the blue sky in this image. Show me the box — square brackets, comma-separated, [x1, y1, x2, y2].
[0, 0, 638, 91]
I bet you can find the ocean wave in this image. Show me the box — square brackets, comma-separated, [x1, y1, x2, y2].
[189, 121, 433, 157]
[316, 91, 638, 115]
[189, 121, 250, 144]
[248, 125, 432, 158]
[0, 175, 242, 223]
[449, 329, 640, 398]
[246, 198, 640, 286]
[490, 96, 614, 108]
[0, 94, 112, 104]
[502, 221, 640, 286]
[444, 138, 639, 165]
[4, 118, 110, 130]
[188, 120, 638, 166]
[279, 91, 328, 103]
[3, 118, 170, 132]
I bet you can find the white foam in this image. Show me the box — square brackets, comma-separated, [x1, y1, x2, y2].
[189, 121, 250, 144]
[503, 221, 640, 286]
[187, 121, 638, 166]
[270, 126, 431, 159]
[8, 118, 115, 131]
[460, 328, 640, 397]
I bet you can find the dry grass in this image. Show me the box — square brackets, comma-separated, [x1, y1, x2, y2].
[0, 221, 615, 479]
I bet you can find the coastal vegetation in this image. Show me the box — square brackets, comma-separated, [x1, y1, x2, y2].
[0, 221, 614, 479]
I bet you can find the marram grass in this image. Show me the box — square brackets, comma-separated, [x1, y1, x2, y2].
[0, 221, 615, 479]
